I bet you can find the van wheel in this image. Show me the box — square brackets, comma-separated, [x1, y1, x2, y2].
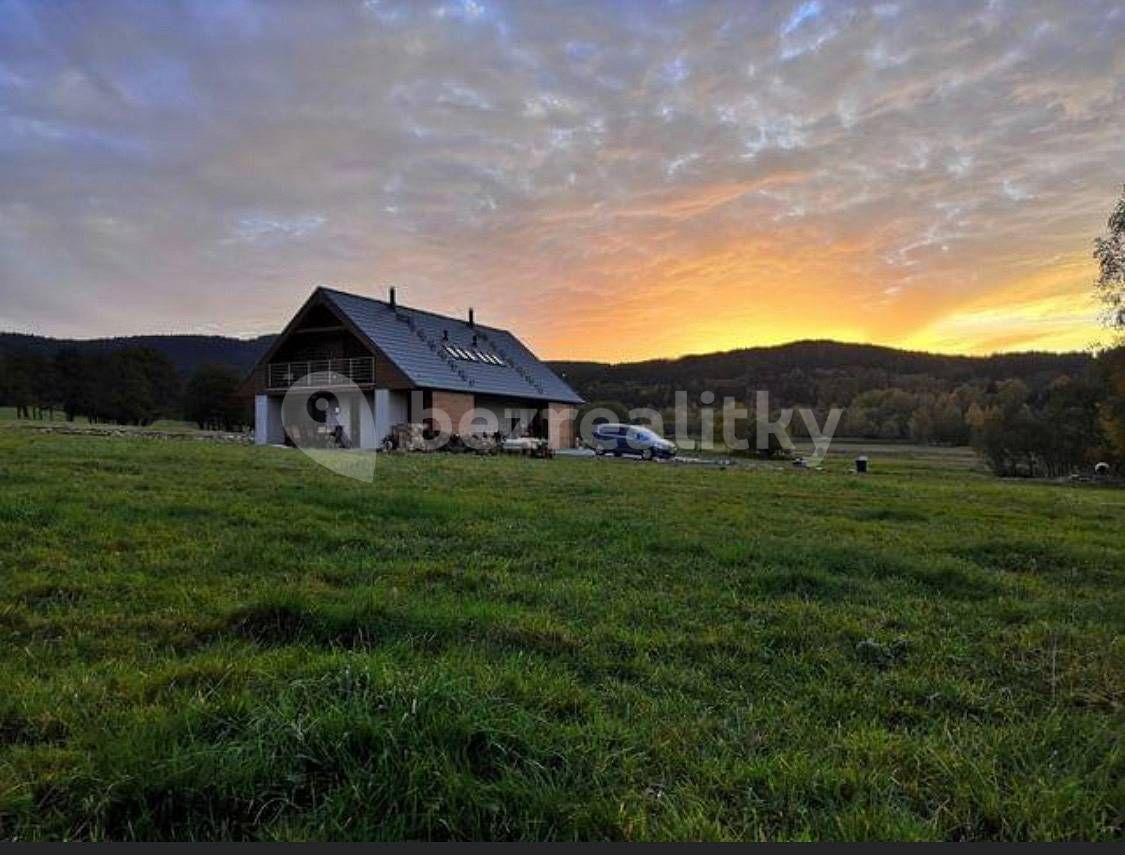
[641, 448, 654, 461]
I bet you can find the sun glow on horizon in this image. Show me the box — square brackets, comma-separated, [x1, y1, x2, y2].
[0, 1, 1121, 359]
[522, 247, 1106, 362]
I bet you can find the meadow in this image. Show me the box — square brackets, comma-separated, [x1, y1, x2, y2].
[0, 425, 1121, 840]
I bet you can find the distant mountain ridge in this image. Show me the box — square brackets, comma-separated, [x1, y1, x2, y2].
[551, 339, 1091, 382]
[550, 339, 1092, 409]
[0, 331, 1090, 408]
[0, 332, 275, 377]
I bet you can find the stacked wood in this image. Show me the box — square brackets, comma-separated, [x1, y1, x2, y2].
[388, 422, 427, 452]
[457, 434, 500, 455]
[501, 437, 553, 458]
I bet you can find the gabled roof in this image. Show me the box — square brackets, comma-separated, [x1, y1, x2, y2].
[310, 287, 583, 404]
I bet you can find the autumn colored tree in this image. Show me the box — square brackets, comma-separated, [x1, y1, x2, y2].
[1093, 185, 1125, 337]
[1093, 187, 1125, 462]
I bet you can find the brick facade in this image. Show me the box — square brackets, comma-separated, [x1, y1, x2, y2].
[430, 390, 476, 436]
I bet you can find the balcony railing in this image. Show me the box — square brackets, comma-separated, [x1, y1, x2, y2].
[266, 357, 375, 389]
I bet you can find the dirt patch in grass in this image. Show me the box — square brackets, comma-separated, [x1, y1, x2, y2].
[220, 598, 460, 652]
[219, 596, 585, 664]
[415, 565, 486, 595]
[853, 506, 928, 523]
[485, 622, 582, 657]
[748, 568, 855, 600]
[0, 708, 68, 746]
[17, 584, 88, 609]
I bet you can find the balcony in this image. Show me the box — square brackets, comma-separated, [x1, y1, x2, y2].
[266, 356, 375, 390]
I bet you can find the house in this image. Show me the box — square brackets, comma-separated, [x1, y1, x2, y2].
[244, 286, 584, 450]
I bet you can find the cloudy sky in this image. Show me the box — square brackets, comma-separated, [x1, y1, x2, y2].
[1, 0, 1122, 360]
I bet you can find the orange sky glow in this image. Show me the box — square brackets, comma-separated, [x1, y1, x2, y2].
[1, 1, 1121, 361]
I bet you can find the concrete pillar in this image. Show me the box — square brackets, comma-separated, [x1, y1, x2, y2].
[335, 393, 355, 448]
[372, 388, 391, 448]
[254, 395, 284, 445]
[360, 390, 379, 449]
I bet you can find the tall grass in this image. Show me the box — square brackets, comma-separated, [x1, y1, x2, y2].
[0, 428, 1121, 840]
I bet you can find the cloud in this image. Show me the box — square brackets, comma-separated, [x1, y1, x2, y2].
[227, 214, 327, 244]
[0, 0, 1122, 357]
[782, 1, 823, 37]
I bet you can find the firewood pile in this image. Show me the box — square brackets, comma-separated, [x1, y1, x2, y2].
[383, 423, 548, 457]
[502, 436, 553, 458]
[446, 434, 500, 455]
[386, 422, 427, 452]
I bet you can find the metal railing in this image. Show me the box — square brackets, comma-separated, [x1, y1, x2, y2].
[266, 357, 375, 389]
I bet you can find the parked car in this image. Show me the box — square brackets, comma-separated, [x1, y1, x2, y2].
[591, 423, 677, 460]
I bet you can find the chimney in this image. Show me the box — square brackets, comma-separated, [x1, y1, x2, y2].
[468, 307, 475, 327]
[389, 286, 396, 308]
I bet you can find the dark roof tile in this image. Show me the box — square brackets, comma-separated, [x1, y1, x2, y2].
[320, 288, 583, 405]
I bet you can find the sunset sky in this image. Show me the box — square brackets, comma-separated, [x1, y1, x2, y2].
[1, 0, 1123, 362]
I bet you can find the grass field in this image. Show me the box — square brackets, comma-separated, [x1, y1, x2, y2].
[0, 408, 207, 434]
[0, 426, 1121, 841]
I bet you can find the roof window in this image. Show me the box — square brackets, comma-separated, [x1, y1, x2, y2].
[444, 345, 504, 366]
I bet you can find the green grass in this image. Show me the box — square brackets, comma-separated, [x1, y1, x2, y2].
[0, 426, 1121, 841]
[0, 408, 207, 433]
[0, 407, 69, 423]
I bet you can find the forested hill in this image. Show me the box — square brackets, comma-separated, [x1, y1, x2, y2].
[0, 332, 274, 377]
[549, 340, 1092, 410]
[0, 330, 1090, 407]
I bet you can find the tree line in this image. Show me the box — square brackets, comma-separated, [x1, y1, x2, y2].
[0, 346, 250, 431]
[555, 343, 1093, 415]
[837, 356, 1122, 476]
[580, 346, 1124, 477]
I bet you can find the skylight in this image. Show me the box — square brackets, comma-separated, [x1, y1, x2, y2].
[445, 345, 505, 366]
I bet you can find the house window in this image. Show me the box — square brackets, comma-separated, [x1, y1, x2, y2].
[444, 345, 504, 366]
